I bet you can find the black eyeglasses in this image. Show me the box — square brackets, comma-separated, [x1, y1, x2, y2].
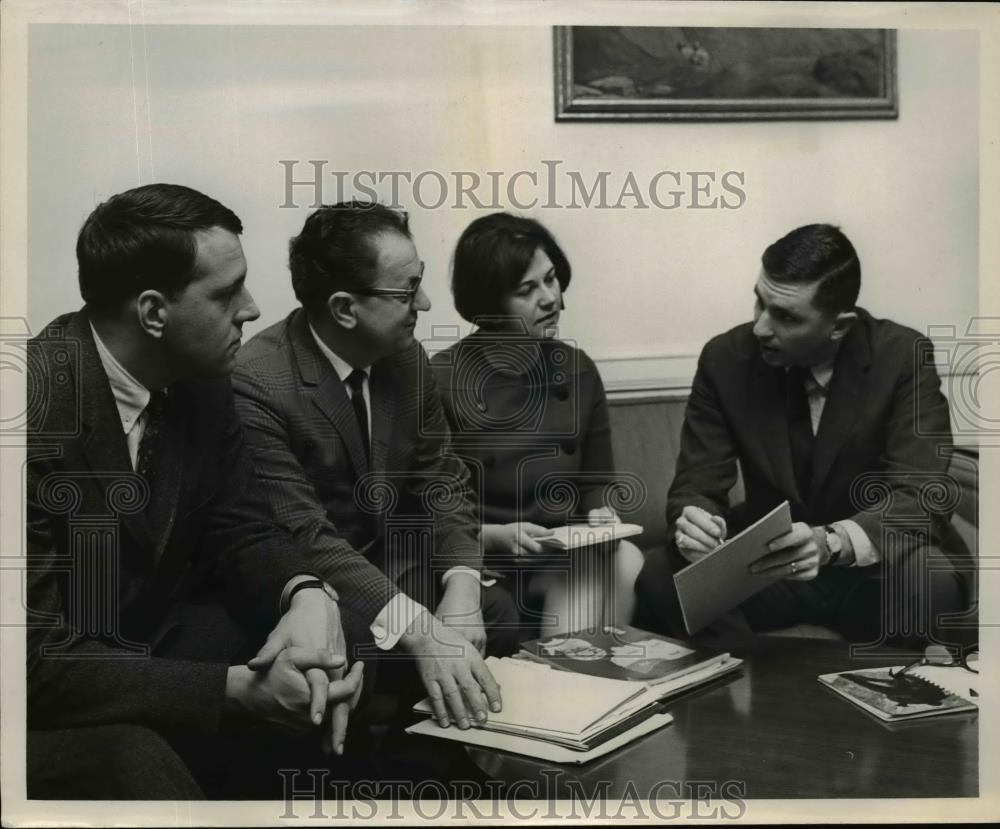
[890, 645, 979, 678]
[351, 264, 425, 305]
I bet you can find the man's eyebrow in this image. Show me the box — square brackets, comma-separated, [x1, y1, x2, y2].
[755, 286, 803, 318]
[215, 274, 246, 296]
[772, 302, 802, 320]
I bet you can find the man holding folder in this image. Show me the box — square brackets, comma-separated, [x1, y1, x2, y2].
[635, 224, 972, 648]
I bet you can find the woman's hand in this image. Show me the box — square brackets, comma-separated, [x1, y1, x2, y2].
[482, 522, 552, 557]
[587, 507, 620, 526]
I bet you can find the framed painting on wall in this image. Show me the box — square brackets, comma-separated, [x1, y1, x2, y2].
[554, 26, 898, 121]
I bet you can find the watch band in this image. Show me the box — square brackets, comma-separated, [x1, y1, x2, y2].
[824, 525, 844, 566]
[287, 578, 338, 606]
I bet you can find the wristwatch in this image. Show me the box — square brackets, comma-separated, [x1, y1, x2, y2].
[824, 525, 844, 566]
[287, 578, 339, 608]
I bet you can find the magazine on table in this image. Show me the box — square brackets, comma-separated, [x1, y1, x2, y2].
[518, 624, 740, 689]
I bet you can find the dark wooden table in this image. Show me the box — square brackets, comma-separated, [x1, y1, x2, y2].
[458, 637, 978, 800]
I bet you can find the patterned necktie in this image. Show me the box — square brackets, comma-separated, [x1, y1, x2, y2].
[346, 369, 370, 463]
[136, 389, 168, 486]
[785, 366, 815, 503]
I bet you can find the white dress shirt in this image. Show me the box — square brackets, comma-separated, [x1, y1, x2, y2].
[90, 323, 154, 470]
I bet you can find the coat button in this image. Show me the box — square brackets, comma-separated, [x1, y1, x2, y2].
[561, 441, 576, 455]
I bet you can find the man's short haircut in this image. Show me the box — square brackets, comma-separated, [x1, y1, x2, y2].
[451, 213, 571, 327]
[77, 183, 243, 309]
[761, 223, 861, 315]
[289, 200, 411, 313]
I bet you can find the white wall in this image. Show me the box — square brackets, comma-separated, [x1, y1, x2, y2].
[27, 24, 978, 386]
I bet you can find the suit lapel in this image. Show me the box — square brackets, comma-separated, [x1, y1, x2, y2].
[146, 390, 185, 564]
[747, 354, 804, 506]
[70, 312, 156, 552]
[290, 310, 370, 478]
[811, 318, 873, 499]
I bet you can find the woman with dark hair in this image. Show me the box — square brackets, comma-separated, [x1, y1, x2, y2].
[431, 213, 643, 638]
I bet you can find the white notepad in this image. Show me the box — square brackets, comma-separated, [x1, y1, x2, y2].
[537, 523, 643, 550]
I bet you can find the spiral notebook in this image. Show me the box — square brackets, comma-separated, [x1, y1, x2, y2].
[818, 665, 979, 723]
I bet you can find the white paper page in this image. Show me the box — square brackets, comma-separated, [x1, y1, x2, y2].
[538, 523, 643, 550]
[414, 656, 644, 735]
[406, 712, 674, 764]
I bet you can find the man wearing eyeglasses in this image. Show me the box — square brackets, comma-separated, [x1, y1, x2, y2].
[233, 201, 518, 735]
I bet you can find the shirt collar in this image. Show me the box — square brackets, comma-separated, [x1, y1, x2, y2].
[90, 322, 150, 434]
[810, 358, 835, 392]
[308, 322, 370, 383]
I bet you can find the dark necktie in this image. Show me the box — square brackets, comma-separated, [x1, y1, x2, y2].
[786, 366, 815, 503]
[346, 369, 370, 463]
[136, 390, 168, 485]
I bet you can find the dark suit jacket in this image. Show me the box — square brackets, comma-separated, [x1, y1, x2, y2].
[668, 308, 961, 567]
[26, 310, 310, 735]
[232, 309, 482, 626]
[430, 334, 615, 539]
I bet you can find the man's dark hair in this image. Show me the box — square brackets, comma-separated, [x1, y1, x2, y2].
[289, 200, 411, 313]
[451, 213, 571, 327]
[77, 183, 243, 309]
[761, 223, 861, 315]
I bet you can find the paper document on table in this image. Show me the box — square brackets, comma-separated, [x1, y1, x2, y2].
[674, 501, 792, 635]
[412, 656, 644, 734]
[406, 712, 673, 764]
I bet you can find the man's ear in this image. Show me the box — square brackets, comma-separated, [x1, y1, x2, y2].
[136, 290, 168, 339]
[829, 309, 858, 342]
[327, 291, 358, 329]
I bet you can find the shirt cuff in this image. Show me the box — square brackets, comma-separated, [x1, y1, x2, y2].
[836, 520, 878, 568]
[441, 566, 496, 588]
[371, 592, 428, 651]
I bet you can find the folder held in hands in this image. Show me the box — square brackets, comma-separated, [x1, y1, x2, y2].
[673, 501, 792, 635]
